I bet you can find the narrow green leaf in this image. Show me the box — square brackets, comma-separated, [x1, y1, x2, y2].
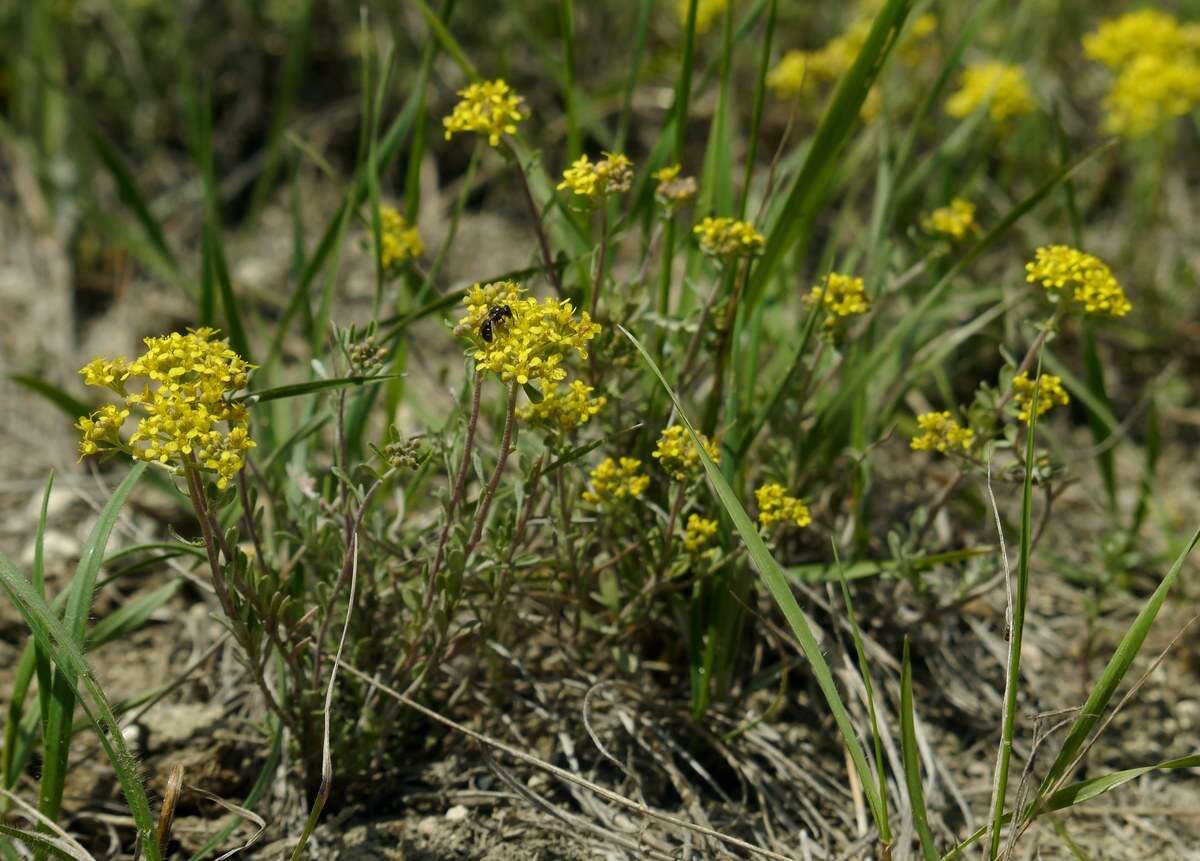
[0, 547, 160, 860]
[622, 325, 886, 833]
[7, 376, 92, 420]
[746, 0, 914, 309]
[236, 374, 403, 405]
[901, 639, 938, 861]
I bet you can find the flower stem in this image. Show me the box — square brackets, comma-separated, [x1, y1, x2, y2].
[465, 380, 519, 554]
[428, 370, 483, 590]
[506, 140, 563, 295]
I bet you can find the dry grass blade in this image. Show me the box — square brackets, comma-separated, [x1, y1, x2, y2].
[0, 788, 94, 861]
[337, 661, 795, 861]
[186, 785, 268, 861]
[154, 764, 184, 858]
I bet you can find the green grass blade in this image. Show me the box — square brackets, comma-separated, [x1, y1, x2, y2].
[1037, 524, 1200, 794]
[32, 472, 54, 731]
[37, 462, 147, 841]
[237, 374, 403, 405]
[987, 362, 1042, 859]
[738, 0, 776, 219]
[81, 122, 183, 290]
[746, 0, 914, 310]
[0, 545, 160, 860]
[622, 325, 886, 834]
[834, 544, 891, 844]
[901, 639, 938, 861]
[7, 376, 92, 420]
[410, 0, 477, 80]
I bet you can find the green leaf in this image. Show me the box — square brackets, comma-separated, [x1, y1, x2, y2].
[0, 541, 160, 860]
[901, 639, 938, 861]
[37, 462, 147, 840]
[746, 0, 914, 310]
[236, 374, 404, 405]
[622, 325, 886, 833]
[7, 376, 92, 420]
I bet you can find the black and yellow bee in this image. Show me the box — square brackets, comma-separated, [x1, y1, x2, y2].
[479, 304, 514, 343]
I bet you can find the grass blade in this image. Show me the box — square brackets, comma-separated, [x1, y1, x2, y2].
[0, 542, 160, 860]
[622, 325, 887, 835]
[7, 375, 92, 420]
[37, 462, 147, 842]
[901, 639, 938, 861]
[746, 0, 914, 310]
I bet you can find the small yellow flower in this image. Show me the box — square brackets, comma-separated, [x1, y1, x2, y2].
[1101, 53, 1200, 138]
[453, 281, 600, 386]
[910, 411, 974, 454]
[379, 205, 423, 270]
[682, 514, 719, 554]
[1025, 245, 1131, 317]
[582, 457, 650, 506]
[755, 483, 812, 529]
[654, 163, 698, 207]
[442, 79, 527, 147]
[805, 272, 870, 326]
[652, 424, 720, 481]
[517, 379, 606, 433]
[77, 328, 255, 489]
[557, 152, 634, 200]
[79, 357, 129, 393]
[677, 0, 728, 35]
[1083, 9, 1193, 69]
[922, 199, 977, 241]
[693, 217, 764, 259]
[1012, 372, 1069, 423]
[946, 61, 1035, 123]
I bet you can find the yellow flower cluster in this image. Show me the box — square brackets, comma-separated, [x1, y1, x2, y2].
[767, 14, 937, 100]
[1012, 372, 1069, 423]
[652, 424, 720, 481]
[910, 411, 974, 454]
[1103, 53, 1200, 138]
[454, 281, 600, 386]
[805, 273, 870, 325]
[755, 483, 812, 529]
[945, 61, 1035, 123]
[693, 217, 764, 258]
[442, 79, 527, 147]
[682, 514, 718, 553]
[77, 328, 255, 489]
[677, 0, 728, 35]
[1082, 9, 1199, 69]
[379, 205, 423, 270]
[582, 457, 650, 506]
[557, 152, 634, 200]
[653, 164, 698, 208]
[1025, 245, 1131, 317]
[517, 379, 606, 433]
[922, 198, 977, 241]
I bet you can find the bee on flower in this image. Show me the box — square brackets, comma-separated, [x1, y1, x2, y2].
[442, 79, 527, 147]
[557, 152, 634, 201]
[652, 424, 720, 481]
[1012, 372, 1069, 424]
[693, 217, 764, 259]
[76, 328, 255, 490]
[582, 457, 650, 506]
[755, 483, 812, 529]
[453, 281, 600, 386]
[1025, 245, 1131, 318]
[910, 411, 974, 454]
[945, 61, 1036, 123]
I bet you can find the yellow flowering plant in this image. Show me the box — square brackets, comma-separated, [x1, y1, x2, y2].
[945, 60, 1035, 123]
[442, 78, 527, 146]
[77, 328, 254, 490]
